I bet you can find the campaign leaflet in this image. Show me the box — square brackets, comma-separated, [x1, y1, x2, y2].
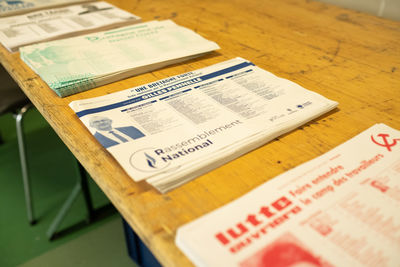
[20, 20, 220, 97]
[176, 123, 400, 267]
[0, 0, 91, 17]
[69, 58, 338, 193]
[0, 1, 141, 52]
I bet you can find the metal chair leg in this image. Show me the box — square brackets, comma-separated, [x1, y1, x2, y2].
[46, 180, 82, 240]
[12, 105, 113, 239]
[15, 104, 36, 225]
[46, 159, 94, 240]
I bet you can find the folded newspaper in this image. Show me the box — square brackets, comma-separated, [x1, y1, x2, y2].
[69, 57, 338, 193]
[0, 0, 91, 17]
[20, 20, 220, 97]
[0, 1, 141, 52]
[176, 123, 400, 267]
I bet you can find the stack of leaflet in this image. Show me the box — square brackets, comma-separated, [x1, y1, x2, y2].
[0, 0, 92, 17]
[69, 58, 338, 193]
[0, 1, 141, 52]
[176, 123, 400, 267]
[20, 20, 220, 97]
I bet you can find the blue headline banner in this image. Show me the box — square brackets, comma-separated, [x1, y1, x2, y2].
[76, 61, 254, 117]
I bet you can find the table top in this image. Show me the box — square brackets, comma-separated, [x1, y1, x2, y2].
[1, 0, 399, 265]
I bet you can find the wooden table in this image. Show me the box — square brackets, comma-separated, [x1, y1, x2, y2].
[1, 0, 399, 265]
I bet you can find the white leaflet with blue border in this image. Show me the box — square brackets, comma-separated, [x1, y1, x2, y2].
[69, 57, 338, 193]
[0, 1, 141, 52]
[0, 0, 92, 17]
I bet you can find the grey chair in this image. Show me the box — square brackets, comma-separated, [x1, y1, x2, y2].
[0, 64, 108, 240]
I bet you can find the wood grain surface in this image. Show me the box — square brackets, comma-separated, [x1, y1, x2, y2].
[1, 0, 399, 266]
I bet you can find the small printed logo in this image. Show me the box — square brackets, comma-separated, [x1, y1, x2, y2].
[85, 36, 100, 42]
[130, 148, 170, 172]
[296, 101, 312, 109]
[371, 133, 400, 152]
[286, 108, 298, 115]
[145, 153, 156, 168]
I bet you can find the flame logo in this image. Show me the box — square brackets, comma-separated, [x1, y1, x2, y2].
[130, 148, 170, 172]
[145, 153, 157, 168]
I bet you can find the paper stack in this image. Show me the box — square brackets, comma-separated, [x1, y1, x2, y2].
[176, 123, 400, 267]
[0, 1, 141, 52]
[69, 58, 338, 193]
[0, 0, 92, 17]
[20, 20, 220, 97]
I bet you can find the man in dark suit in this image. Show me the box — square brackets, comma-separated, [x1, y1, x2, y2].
[89, 116, 145, 148]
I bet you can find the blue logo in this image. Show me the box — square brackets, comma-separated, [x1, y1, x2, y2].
[145, 153, 156, 168]
[130, 148, 170, 172]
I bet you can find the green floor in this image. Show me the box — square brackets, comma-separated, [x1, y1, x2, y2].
[0, 108, 136, 267]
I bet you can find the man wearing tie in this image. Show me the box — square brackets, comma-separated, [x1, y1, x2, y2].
[89, 116, 145, 148]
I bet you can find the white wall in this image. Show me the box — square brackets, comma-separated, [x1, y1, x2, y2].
[316, 0, 400, 20]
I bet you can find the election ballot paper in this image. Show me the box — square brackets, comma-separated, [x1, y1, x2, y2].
[0, 0, 91, 17]
[69, 58, 338, 193]
[20, 20, 220, 97]
[176, 123, 400, 267]
[0, 1, 141, 52]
